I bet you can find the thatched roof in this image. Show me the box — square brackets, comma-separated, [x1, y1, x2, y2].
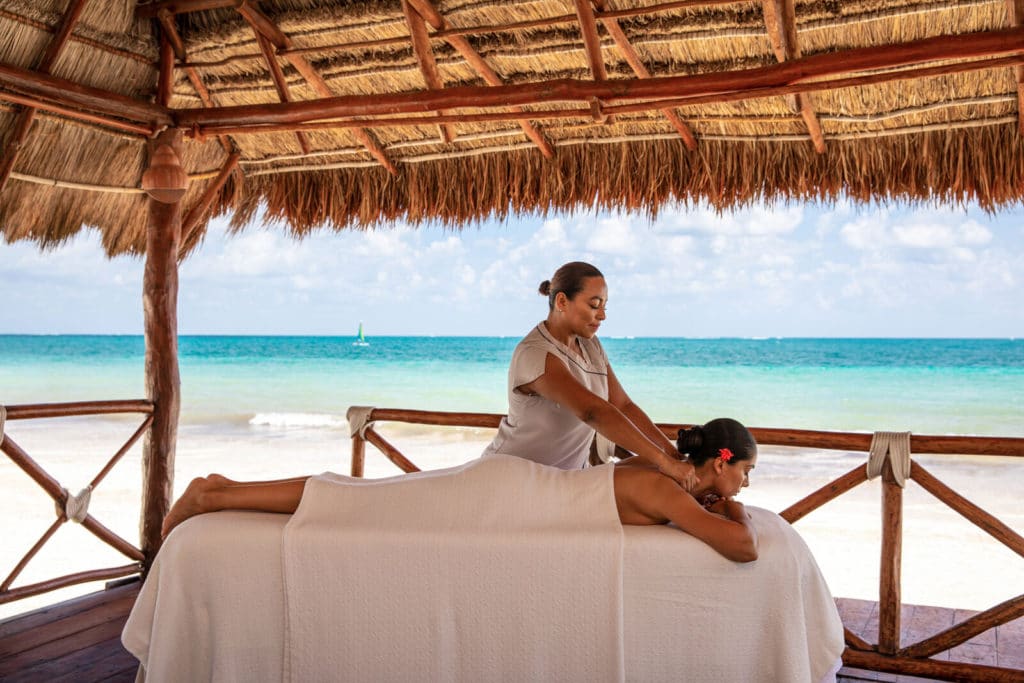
[2, 0, 1024, 257]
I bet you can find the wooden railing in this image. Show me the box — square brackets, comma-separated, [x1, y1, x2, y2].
[347, 407, 1024, 683]
[0, 400, 153, 605]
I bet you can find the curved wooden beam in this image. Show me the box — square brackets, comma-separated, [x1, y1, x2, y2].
[176, 28, 1024, 127]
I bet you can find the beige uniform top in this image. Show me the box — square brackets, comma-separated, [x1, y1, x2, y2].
[481, 322, 610, 470]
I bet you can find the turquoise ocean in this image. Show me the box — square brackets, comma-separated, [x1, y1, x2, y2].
[2, 334, 1022, 435]
[1, 334, 1022, 615]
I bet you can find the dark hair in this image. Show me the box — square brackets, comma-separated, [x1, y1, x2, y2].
[677, 418, 756, 466]
[538, 261, 604, 310]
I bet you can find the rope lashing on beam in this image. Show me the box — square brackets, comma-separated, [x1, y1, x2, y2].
[56, 485, 93, 523]
[866, 431, 912, 487]
[0, 404, 5, 442]
[346, 406, 375, 439]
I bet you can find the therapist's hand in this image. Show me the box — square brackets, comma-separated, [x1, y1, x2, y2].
[658, 457, 699, 492]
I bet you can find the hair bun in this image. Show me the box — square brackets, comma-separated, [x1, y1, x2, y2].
[538, 279, 552, 296]
[676, 426, 704, 455]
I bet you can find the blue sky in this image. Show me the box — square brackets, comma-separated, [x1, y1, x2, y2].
[2, 199, 1022, 337]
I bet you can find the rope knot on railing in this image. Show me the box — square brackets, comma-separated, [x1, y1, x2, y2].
[55, 486, 93, 523]
[866, 431, 912, 487]
[346, 406, 375, 439]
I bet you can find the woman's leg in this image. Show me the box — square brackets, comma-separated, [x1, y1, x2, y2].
[162, 474, 310, 538]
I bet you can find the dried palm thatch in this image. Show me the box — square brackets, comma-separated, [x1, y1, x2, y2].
[2, 0, 1024, 257]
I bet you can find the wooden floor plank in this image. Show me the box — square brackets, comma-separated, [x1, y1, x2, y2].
[2, 588, 1022, 682]
[6, 635, 137, 683]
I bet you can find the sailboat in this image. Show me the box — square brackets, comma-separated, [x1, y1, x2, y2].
[353, 321, 370, 347]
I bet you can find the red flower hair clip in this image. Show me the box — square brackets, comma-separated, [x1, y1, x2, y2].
[718, 448, 734, 462]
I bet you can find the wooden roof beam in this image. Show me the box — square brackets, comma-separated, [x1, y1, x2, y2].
[137, 0, 239, 18]
[235, 3, 397, 174]
[0, 0, 89, 194]
[591, 0, 697, 150]
[176, 28, 1024, 127]
[1008, 0, 1024, 134]
[401, 0, 455, 143]
[404, 0, 553, 158]
[762, 0, 825, 153]
[192, 55, 1024, 137]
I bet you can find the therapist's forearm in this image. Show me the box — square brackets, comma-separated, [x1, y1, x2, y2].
[620, 401, 677, 456]
[588, 403, 676, 469]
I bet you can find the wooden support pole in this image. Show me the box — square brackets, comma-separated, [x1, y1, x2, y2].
[878, 458, 903, 655]
[0, 0, 90, 193]
[140, 128, 184, 568]
[402, 0, 455, 143]
[592, 0, 697, 149]
[350, 433, 366, 477]
[1008, 0, 1024, 134]
[176, 28, 1024, 128]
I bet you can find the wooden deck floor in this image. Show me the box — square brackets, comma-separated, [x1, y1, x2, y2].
[1, 584, 1022, 682]
[0, 579, 140, 683]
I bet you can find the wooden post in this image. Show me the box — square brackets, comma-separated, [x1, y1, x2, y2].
[878, 457, 903, 654]
[140, 128, 184, 567]
[351, 432, 365, 477]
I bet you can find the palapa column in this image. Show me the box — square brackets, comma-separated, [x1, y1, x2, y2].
[140, 128, 186, 566]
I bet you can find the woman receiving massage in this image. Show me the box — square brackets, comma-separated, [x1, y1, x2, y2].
[162, 262, 759, 562]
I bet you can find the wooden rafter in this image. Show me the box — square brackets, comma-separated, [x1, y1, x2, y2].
[235, 3, 397, 174]
[401, 0, 455, 143]
[1008, 0, 1024, 133]
[0, 0, 89, 194]
[404, 0, 553, 158]
[591, 0, 697, 150]
[572, 0, 608, 81]
[175, 28, 1024, 128]
[155, 11, 234, 153]
[762, 0, 826, 153]
[248, 24, 311, 155]
[158, 34, 175, 107]
[179, 150, 240, 259]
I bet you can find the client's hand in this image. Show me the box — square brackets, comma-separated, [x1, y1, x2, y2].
[659, 458, 699, 492]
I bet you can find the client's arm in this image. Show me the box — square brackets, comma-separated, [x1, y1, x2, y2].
[613, 467, 758, 563]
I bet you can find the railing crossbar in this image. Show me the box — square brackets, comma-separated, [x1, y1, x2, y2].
[89, 413, 154, 490]
[1, 517, 63, 592]
[899, 592, 1024, 659]
[910, 460, 1024, 559]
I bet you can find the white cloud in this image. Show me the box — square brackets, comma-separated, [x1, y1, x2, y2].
[585, 217, 638, 254]
[3, 203, 1023, 336]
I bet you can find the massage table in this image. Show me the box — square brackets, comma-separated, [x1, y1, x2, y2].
[123, 456, 844, 682]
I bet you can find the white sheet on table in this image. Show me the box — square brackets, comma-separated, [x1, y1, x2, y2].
[123, 464, 845, 683]
[282, 455, 625, 683]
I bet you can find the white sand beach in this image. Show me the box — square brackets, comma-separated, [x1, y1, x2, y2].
[2, 418, 1022, 622]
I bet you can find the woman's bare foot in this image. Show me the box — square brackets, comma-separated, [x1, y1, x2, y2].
[162, 475, 226, 538]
